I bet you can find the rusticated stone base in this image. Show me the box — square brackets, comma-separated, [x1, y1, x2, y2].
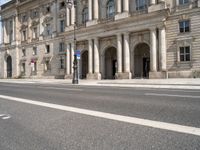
[87, 73, 101, 80]
[115, 72, 132, 79]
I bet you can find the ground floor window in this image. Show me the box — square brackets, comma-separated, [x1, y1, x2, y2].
[180, 46, 190, 62]
[21, 62, 26, 75]
[44, 60, 51, 71]
[60, 57, 65, 69]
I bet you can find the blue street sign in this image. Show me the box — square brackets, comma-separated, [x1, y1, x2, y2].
[75, 50, 81, 60]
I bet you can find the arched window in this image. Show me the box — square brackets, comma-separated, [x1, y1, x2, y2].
[82, 7, 88, 24]
[107, 0, 115, 18]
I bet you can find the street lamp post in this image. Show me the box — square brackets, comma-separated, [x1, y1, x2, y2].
[66, 0, 78, 84]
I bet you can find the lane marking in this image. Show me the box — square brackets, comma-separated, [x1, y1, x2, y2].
[0, 114, 11, 120]
[41, 87, 83, 91]
[145, 93, 200, 99]
[0, 94, 200, 136]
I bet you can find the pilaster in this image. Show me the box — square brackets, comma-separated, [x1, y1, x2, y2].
[150, 28, 157, 72]
[123, 32, 131, 79]
[159, 26, 167, 71]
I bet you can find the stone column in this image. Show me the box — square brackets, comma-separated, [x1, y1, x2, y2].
[71, 4, 75, 25]
[117, 0, 122, 13]
[66, 8, 70, 26]
[123, 33, 131, 73]
[150, 28, 157, 72]
[94, 38, 100, 73]
[12, 16, 15, 42]
[159, 26, 167, 71]
[88, 0, 93, 21]
[123, 0, 129, 12]
[150, 0, 156, 5]
[71, 43, 74, 74]
[66, 43, 70, 75]
[88, 39, 93, 74]
[1, 20, 4, 44]
[94, 0, 99, 19]
[4, 20, 8, 43]
[117, 33, 122, 73]
[52, 1, 57, 34]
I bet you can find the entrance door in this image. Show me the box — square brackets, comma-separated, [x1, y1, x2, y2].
[7, 56, 12, 78]
[105, 47, 117, 79]
[134, 43, 150, 78]
[81, 51, 88, 79]
[143, 57, 150, 78]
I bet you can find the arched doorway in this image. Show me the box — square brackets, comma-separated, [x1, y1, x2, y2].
[7, 55, 12, 78]
[81, 51, 88, 79]
[134, 43, 150, 78]
[104, 47, 117, 79]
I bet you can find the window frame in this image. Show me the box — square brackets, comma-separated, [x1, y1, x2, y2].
[106, 0, 115, 18]
[179, 46, 191, 62]
[179, 20, 190, 33]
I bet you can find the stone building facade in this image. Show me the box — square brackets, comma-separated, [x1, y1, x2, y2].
[0, 0, 200, 79]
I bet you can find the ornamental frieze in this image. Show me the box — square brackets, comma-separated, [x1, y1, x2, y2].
[20, 24, 28, 31]
[58, 11, 66, 18]
[31, 20, 39, 27]
[43, 16, 53, 24]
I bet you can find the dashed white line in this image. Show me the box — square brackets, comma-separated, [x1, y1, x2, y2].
[0, 94, 200, 136]
[145, 93, 200, 99]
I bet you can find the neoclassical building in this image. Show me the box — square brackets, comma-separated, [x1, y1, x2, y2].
[0, 0, 200, 79]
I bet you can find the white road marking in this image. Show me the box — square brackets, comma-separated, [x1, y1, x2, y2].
[0, 114, 11, 120]
[41, 87, 83, 91]
[0, 95, 200, 136]
[2, 115, 11, 120]
[145, 93, 200, 99]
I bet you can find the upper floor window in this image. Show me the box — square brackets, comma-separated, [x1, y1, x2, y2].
[180, 46, 190, 61]
[45, 45, 50, 53]
[46, 6, 51, 13]
[33, 47, 37, 55]
[60, 20, 65, 32]
[179, 20, 190, 33]
[107, 0, 115, 18]
[33, 27, 38, 39]
[32, 10, 39, 18]
[46, 24, 51, 35]
[136, 0, 148, 11]
[22, 30, 27, 41]
[179, 0, 189, 5]
[60, 1, 65, 9]
[82, 7, 88, 24]
[22, 15, 27, 22]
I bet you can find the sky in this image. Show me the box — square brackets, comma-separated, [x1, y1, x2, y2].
[0, 0, 11, 44]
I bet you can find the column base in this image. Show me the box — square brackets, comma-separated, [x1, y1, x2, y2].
[65, 26, 74, 32]
[115, 72, 132, 79]
[87, 73, 101, 80]
[64, 74, 73, 79]
[86, 20, 98, 27]
[149, 71, 167, 79]
[115, 12, 129, 20]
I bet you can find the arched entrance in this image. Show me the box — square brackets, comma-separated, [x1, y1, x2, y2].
[104, 47, 117, 79]
[81, 51, 88, 79]
[7, 55, 12, 78]
[134, 43, 150, 78]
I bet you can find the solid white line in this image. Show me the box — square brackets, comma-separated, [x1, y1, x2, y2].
[0, 94, 200, 136]
[41, 87, 83, 91]
[145, 93, 200, 99]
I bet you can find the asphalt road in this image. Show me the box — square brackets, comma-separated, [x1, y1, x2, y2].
[0, 82, 200, 150]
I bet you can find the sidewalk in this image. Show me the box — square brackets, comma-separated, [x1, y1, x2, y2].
[0, 78, 200, 89]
